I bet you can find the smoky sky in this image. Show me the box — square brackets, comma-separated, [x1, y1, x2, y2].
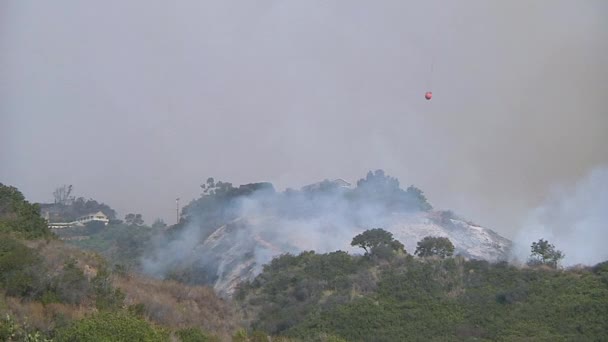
[1, 1, 607, 238]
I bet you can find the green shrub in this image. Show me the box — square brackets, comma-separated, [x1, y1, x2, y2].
[55, 311, 167, 342]
[0, 314, 51, 342]
[0, 236, 43, 297]
[232, 328, 248, 342]
[238, 250, 608, 341]
[175, 327, 219, 342]
[250, 330, 269, 342]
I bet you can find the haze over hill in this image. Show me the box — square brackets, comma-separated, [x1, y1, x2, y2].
[2, 181, 607, 340]
[141, 170, 512, 296]
[1, 1, 607, 241]
[1, 1, 607, 340]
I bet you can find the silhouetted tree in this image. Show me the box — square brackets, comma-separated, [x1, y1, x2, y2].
[53, 185, 74, 205]
[125, 213, 144, 226]
[354, 169, 433, 212]
[351, 228, 406, 258]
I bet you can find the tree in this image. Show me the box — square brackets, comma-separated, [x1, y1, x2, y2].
[527, 238, 564, 269]
[72, 197, 117, 220]
[353, 170, 433, 212]
[125, 213, 144, 226]
[53, 185, 74, 205]
[201, 177, 216, 194]
[405, 186, 433, 211]
[415, 236, 455, 258]
[351, 228, 406, 257]
[0, 183, 52, 239]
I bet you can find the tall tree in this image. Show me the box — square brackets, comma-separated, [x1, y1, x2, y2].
[53, 185, 74, 205]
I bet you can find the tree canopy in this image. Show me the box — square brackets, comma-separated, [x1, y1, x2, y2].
[351, 228, 406, 258]
[414, 236, 455, 258]
[0, 183, 52, 239]
[237, 239, 608, 341]
[528, 238, 565, 268]
[125, 213, 145, 226]
[353, 170, 432, 212]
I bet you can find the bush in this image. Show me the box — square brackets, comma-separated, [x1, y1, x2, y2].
[175, 327, 219, 342]
[0, 236, 43, 297]
[54, 311, 166, 342]
[54, 258, 90, 305]
[0, 314, 51, 342]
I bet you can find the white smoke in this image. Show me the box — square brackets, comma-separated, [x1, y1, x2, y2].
[141, 174, 423, 283]
[141, 172, 513, 294]
[512, 165, 608, 267]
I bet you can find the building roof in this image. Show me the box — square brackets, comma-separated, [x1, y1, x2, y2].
[75, 211, 108, 220]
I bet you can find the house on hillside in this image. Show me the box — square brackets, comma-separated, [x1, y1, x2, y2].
[47, 211, 109, 229]
[73, 211, 110, 226]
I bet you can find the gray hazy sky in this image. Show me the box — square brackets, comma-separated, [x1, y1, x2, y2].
[1, 1, 607, 237]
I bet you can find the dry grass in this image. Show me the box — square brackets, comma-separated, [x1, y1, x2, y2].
[1, 294, 96, 334]
[6, 239, 242, 340]
[114, 274, 240, 338]
[26, 239, 105, 272]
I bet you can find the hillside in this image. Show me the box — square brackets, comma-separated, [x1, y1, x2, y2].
[236, 250, 608, 341]
[154, 210, 511, 297]
[0, 183, 239, 341]
[1, 181, 607, 341]
[0, 236, 240, 340]
[142, 171, 512, 297]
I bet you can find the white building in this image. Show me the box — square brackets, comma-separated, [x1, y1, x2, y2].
[73, 211, 110, 226]
[48, 211, 109, 229]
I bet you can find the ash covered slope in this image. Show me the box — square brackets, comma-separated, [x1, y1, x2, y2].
[387, 211, 511, 262]
[197, 212, 511, 296]
[142, 170, 512, 297]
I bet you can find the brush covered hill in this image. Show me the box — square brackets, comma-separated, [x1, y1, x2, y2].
[0, 183, 52, 239]
[0, 183, 239, 341]
[235, 248, 608, 341]
[143, 170, 511, 296]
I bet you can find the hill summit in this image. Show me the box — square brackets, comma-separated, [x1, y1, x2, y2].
[142, 170, 512, 296]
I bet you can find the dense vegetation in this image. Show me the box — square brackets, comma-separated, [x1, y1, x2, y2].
[236, 247, 608, 341]
[0, 183, 53, 239]
[0, 183, 234, 341]
[177, 170, 432, 244]
[67, 223, 160, 271]
[2, 181, 606, 341]
[150, 170, 433, 289]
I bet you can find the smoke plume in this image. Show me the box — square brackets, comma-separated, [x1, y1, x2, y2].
[512, 165, 608, 267]
[141, 172, 434, 287]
